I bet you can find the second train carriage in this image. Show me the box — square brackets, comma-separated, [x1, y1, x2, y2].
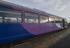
[0, 1, 67, 45]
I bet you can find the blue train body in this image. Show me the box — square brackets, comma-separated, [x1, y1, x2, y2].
[0, 24, 33, 44]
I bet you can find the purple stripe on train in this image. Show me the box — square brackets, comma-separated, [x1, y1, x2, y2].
[21, 23, 63, 35]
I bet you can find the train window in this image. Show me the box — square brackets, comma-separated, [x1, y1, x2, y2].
[0, 17, 3, 23]
[0, 11, 22, 23]
[49, 16, 63, 23]
[40, 16, 48, 23]
[55, 18, 62, 23]
[4, 17, 17, 23]
[49, 17, 55, 23]
[25, 13, 38, 23]
[17, 18, 22, 23]
[0, 12, 4, 23]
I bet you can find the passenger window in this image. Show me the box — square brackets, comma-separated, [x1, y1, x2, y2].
[0, 17, 3, 23]
[4, 17, 17, 23]
[49, 16, 63, 23]
[18, 18, 22, 23]
[40, 16, 48, 23]
[25, 13, 38, 23]
[54, 17, 62, 23]
[49, 17, 55, 23]
[0, 11, 22, 23]
[0, 12, 3, 23]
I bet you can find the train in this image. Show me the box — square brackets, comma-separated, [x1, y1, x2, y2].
[0, 1, 67, 45]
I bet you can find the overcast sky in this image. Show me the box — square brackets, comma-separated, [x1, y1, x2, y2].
[3, 0, 70, 21]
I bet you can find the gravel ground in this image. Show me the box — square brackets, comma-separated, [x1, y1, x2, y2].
[49, 28, 70, 48]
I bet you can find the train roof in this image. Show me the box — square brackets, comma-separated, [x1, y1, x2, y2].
[0, 1, 48, 16]
[47, 14, 65, 19]
[0, 1, 64, 19]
